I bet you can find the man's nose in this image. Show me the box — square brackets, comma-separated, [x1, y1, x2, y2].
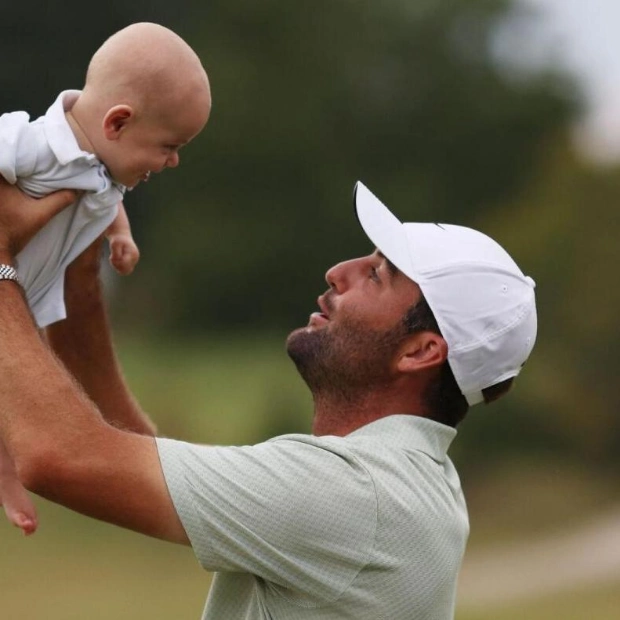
[325, 258, 360, 292]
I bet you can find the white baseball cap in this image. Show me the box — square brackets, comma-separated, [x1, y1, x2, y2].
[354, 181, 537, 406]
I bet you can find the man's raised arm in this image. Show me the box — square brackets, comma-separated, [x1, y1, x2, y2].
[45, 237, 156, 435]
[0, 181, 188, 544]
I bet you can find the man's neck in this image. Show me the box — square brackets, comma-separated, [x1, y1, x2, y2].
[311, 389, 427, 437]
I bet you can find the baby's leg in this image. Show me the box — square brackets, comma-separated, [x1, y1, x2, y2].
[0, 439, 37, 535]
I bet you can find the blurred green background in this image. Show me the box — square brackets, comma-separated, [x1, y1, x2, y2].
[2, 1, 620, 618]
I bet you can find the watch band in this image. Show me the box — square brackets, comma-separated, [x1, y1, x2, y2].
[0, 264, 19, 284]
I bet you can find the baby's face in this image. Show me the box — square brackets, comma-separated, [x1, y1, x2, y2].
[104, 103, 209, 189]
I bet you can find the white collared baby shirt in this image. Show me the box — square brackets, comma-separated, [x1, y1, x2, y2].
[0, 90, 124, 327]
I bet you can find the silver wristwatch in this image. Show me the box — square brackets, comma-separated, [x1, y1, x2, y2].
[0, 264, 19, 284]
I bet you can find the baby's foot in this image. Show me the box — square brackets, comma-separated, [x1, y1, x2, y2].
[1, 477, 38, 536]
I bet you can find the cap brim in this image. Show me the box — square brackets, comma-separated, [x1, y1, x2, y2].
[354, 181, 415, 281]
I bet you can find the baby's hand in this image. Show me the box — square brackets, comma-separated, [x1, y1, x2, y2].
[107, 233, 140, 275]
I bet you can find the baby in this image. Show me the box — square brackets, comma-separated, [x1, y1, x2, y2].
[0, 22, 211, 535]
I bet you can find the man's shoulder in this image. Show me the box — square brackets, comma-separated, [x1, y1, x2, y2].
[157, 435, 378, 515]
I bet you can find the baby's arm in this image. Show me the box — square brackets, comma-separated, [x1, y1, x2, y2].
[106, 201, 140, 275]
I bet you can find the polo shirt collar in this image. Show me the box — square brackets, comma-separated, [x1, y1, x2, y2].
[348, 414, 457, 461]
[43, 90, 100, 167]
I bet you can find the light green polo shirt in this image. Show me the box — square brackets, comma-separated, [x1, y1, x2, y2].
[156, 415, 469, 619]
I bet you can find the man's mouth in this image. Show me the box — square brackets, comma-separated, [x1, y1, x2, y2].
[317, 295, 331, 320]
[308, 295, 331, 326]
[308, 312, 329, 327]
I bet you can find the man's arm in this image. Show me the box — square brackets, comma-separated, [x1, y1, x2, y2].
[0, 181, 188, 544]
[45, 238, 156, 435]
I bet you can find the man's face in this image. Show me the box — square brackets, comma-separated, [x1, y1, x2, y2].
[287, 250, 421, 397]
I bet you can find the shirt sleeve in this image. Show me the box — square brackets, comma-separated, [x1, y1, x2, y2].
[0, 111, 37, 183]
[156, 436, 378, 602]
[26, 270, 67, 328]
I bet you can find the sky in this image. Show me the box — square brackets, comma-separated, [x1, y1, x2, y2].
[502, 0, 620, 163]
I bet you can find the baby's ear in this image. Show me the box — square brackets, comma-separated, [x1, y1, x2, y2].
[102, 105, 134, 140]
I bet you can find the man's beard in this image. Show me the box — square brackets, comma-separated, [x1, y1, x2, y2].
[286, 315, 406, 404]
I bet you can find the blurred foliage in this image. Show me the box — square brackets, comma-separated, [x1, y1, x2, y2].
[476, 136, 620, 468]
[127, 0, 579, 331]
[0, 0, 579, 329]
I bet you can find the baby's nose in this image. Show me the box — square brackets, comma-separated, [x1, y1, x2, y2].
[167, 152, 180, 168]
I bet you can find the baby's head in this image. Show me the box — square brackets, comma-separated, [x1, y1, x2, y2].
[72, 23, 211, 188]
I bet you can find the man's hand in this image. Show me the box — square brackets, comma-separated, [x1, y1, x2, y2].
[0, 178, 76, 257]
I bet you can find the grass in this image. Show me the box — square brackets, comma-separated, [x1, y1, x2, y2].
[462, 456, 620, 546]
[116, 330, 314, 444]
[457, 582, 620, 620]
[2, 500, 209, 620]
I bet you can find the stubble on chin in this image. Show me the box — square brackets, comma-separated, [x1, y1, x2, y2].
[286, 319, 405, 403]
[286, 327, 328, 383]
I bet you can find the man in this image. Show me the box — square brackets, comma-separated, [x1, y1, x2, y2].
[0, 179, 536, 619]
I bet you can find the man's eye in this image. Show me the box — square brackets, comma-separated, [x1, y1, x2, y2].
[370, 266, 380, 282]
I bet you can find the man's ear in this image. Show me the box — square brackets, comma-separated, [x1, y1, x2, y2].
[102, 105, 134, 140]
[396, 332, 448, 374]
